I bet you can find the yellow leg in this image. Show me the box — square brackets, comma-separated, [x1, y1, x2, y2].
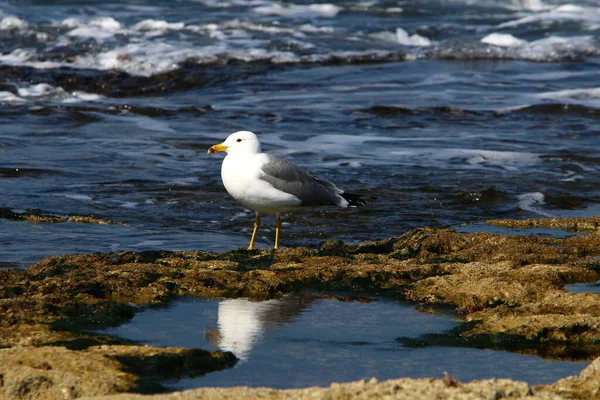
[248, 212, 260, 250]
[274, 214, 281, 250]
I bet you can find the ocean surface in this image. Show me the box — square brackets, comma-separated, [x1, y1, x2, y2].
[1, 0, 600, 264]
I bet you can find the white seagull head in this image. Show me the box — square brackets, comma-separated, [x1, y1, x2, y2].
[208, 131, 262, 155]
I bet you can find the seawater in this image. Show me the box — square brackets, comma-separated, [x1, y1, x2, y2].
[100, 294, 588, 389]
[1, 2, 600, 259]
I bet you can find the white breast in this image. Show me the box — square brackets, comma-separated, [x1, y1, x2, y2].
[221, 153, 301, 215]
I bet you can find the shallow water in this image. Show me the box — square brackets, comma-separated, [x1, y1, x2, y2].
[100, 294, 587, 389]
[0, 219, 248, 268]
[566, 282, 600, 294]
[1, 0, 600, 265]
[455, 222, 584, 238]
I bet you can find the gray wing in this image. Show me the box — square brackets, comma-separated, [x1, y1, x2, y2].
[260, 155, 348, 207]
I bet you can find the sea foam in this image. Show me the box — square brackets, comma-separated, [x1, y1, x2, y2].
[536, 87, 600, 108]
[481, 33, 527, 47]
[253, 3, 341, 18]
[498, 4, 600, 29]
[0, 16, 27, 30]
[67, 16, 122, 39]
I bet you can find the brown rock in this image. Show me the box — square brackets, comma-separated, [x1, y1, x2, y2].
[0, 345, 236, 400]
[541, 356, 600, 399]
[81, 377, 563, 400]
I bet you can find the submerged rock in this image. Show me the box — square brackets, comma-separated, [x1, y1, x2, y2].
[0, 207, 119, 224]
[1, 217, 600, 398]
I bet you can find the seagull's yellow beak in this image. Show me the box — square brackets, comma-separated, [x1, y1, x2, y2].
[208, 143, 228, 154]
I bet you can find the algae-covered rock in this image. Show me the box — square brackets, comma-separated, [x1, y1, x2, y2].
[0, 345, 236, 399]
[1, 217, 600, 398]
[0, 207, 119, 224]
[488, 216, 600, 232]
[0, 346, 135, 399]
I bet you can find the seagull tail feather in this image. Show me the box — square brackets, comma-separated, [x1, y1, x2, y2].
[341, 192, 376, 207]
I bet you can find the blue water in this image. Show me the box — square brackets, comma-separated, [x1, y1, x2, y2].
[100, 295, 588, 389]
[455, 223, 584, 238]
[1, 0, 600, 263]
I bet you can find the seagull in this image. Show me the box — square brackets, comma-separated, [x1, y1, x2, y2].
[208, 131, 369, 250]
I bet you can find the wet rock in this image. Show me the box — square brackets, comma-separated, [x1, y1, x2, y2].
[0, 207, 119, 224]
[488, 216, 600, 232]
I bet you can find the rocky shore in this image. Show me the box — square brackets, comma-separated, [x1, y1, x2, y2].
[1, 216, 600, 399]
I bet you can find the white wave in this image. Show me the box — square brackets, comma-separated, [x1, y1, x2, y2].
[0, 48, 62, 69]
[253, 3, 341, 18]
[535, 87, 600, 107]
[481, 33, 527, 47]
[0, 48, 33, 64]
[67, 47, 405, 76]
[226, 47, 298, 63]
[497, 4, 600, 29]
[133, 117, 175, 133]
[0, 91, 25, 103]
[298, 23, 334, 33]
[511, 70, 598, 81]
[395, 28, 431, 47]
[386, 7, 404, 13]
[60, 18, 81, 29]
[507, 0, 548, 11]
[132, 240, 164, 246]
[0, 7, 594, 77]
[66, 17, 123, 39]
[51, 40, 300, 76]
[61, 91, 103, 103]
[515, 35, 596, 61]
[189, 19, 332, 38]
[517, 192, 554, 218]
[0, 82, 102, 104]
[372, 28, 432, 47]
[132, 19, 185, 32]
[17, 83, 56, 97]
[389, 148, 540, 170]
[59, 194, 94, 201]
[0, 18, 49, 42]
[0, 16, 27, 30]
[217, 19, 296, 34]
[59, 15, 187, 42]
[73, 42, 195, 76]
[560, 172, 584, 183]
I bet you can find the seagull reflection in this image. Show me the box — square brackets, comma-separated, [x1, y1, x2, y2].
[213, 293, 315, 361]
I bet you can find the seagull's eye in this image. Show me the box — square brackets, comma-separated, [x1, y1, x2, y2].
[236, 139, 242, 142]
